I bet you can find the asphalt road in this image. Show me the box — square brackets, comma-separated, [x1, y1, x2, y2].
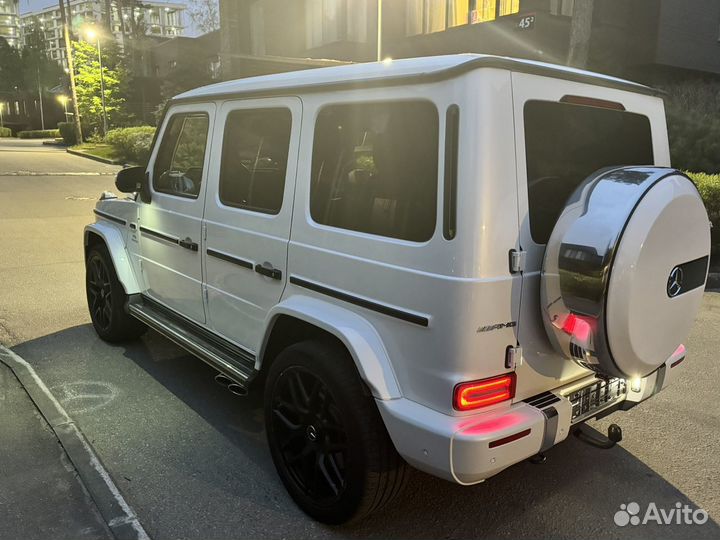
[1, 138, 719, 539]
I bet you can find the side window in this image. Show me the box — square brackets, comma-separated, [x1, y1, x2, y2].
[219, 108, 292, 214]
[153, 113, 209, 199]
[310, 101, 439, 242]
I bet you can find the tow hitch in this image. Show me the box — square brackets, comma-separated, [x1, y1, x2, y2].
[574, 423, 622, 449]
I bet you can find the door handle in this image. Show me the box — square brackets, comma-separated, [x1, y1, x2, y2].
[179, 237, 199, 252]
[255, 262, 282, 280]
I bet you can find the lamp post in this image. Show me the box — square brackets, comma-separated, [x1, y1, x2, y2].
[57, 95, 70, 122]
[0, 103, 4, 128]
[85, 28, 108, 137]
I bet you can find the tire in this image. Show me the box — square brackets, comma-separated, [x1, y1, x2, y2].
[264, 340, 407, 525]
[85, 244, 146, 343]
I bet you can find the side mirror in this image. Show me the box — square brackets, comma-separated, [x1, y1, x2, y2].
[115, 166, 146, 194]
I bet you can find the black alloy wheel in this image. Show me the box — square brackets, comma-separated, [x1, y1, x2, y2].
[270, 366, 349, 504]
[265, 340, 408, 524]
[87, 253, 114, 332]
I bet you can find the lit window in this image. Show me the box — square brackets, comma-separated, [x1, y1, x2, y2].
[306, 0, 368, 48]
[498, 0, 520, 16]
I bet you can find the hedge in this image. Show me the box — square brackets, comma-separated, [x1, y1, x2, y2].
[58, 122, 77, 146]
[687, 172, 720, 257]
[17, 129, 60, 139]
[105, 126, 156, 165]
[0, 126, 11, 137]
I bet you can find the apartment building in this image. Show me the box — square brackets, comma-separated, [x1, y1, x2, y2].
[0, 0, 19, 47]
[20, 0, 185, 66]
[219, 0, 720, 83]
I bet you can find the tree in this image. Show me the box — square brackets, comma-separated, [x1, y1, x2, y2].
[186, 0, 220, 34]
[73, 40, 126, 133]
[567, 0, 594, 68]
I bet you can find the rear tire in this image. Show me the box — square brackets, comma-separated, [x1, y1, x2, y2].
[85, 244, 146, 343]
[264, 340, 407, 524]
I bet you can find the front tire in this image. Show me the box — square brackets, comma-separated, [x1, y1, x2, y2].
[264, 340, 407, 524]
[85, 244, 146, 343]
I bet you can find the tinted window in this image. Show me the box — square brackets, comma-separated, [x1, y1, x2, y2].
[524, 100, 653, 244]
[153, 113, 209, 198]
[219, 108, 292, 214]
[310, 101, 439, 242]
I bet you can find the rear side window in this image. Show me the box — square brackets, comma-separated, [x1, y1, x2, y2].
[524, 100, 653, 244]
[153, 113, 209, 199]
[219, 108, 292, 214]
[310, 101, 439, 242]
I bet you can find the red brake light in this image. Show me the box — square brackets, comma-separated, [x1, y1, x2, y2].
[453, 373, 516, 411]
[560, 95, 626, 111]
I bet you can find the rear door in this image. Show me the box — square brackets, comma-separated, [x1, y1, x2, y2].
[203, 97, 301, 353]
[511, 73, 665, 399]
[138, 103, 215, 324]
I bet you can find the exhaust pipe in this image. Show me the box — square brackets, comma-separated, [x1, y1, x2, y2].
[227, 384, 248, 397]
[214, 373, 248, 397]
[215, 374, 233, 387]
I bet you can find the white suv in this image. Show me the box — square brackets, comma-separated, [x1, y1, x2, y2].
[84, 54, 711, 524]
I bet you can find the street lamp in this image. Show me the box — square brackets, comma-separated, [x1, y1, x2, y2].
[85, 28, 108, 137]
[57, 95, 70, 122]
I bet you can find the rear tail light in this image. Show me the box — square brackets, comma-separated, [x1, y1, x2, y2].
[453, 373, 516, 411]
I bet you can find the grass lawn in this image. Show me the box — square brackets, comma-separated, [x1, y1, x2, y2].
[72, 143, 120, 162]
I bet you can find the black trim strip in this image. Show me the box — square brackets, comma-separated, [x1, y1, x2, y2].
[207, 248, 253, 270]
[289, 276, 429, 327]
[94, 209, 126, 227]
[171, 57, 662, 107]
[443, 105, 459, 240]
[139, 226, 178, 245]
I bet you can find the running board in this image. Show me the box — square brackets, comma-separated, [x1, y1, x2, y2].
[127, 295, 257, 387]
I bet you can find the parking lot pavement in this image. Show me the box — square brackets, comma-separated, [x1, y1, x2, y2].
[0, 361, 112, 540]
[1, 139, 719, 539]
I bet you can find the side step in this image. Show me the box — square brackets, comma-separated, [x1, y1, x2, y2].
[127, 295, 257, 388]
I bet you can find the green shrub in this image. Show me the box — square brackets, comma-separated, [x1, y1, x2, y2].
[17, 129, 60, 139]
[58, 122, 77, 145]
[687, 172, 720, 256]
[105, 126, 156, 165]
[0, 126, 11, 137]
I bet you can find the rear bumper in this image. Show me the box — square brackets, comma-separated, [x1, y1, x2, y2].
[376, 347, 686, 485]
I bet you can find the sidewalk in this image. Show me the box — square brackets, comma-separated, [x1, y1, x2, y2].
[0, 346, 149, 540]
[0, 362, 113, 540]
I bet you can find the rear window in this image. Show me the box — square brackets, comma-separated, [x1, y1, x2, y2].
[310, 101, 439, 242]
[524, 100, 654, 244]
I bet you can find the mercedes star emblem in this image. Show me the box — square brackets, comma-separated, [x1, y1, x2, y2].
[667, 266, 684, 297]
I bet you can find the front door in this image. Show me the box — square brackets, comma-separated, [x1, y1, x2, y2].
[138, 103, 215, 324]
[203, 97, 301, 352]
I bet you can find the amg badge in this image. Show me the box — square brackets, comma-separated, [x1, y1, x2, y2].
[477, 321, 517, 333]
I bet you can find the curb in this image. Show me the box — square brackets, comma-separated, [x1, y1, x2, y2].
[0, 345, 151, 540]
[67, 148, 121, 165]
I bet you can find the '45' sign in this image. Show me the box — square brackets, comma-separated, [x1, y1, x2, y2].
[518, 14, 536, 30]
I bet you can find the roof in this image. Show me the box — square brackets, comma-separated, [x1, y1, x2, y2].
[173, 53, 662, 103]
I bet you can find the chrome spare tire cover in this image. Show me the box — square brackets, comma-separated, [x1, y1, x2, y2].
[541, 167, 711, 379]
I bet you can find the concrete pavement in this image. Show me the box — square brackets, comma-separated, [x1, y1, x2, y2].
[0, 359, 113, 540]
[1, 138, 719, 539]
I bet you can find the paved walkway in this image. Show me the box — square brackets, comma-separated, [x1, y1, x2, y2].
[0, 361, 112, 540]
